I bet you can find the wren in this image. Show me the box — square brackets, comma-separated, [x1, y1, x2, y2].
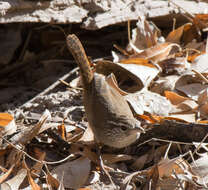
[66, 34, 144, 148]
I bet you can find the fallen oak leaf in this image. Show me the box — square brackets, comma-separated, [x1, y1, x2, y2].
[0, 164, 14, 184]
[176, 99, 198, 112]
[152, 157, 190, 189]
[148, 153, 191, 178]
[30, 147, 46, 176]
[27, 170, 41, 190]
[95, 60, 144, 92]
[175, 76, 208, 100]
[57, 175, 65, 190]
[158, 56, 189, 75]
[0, 113, 17, 136]
[105, 73, 128, 96]
[193, 14, 208, 31]
[8, 112, 48, 146]
[169, 1, 204, 43]
[192, 53, 208, 73]
[136, 114, 188, 124]
[197, 120, 208, 124]
[125, 89, 172, 116]
[169, 113, 196, 123]
[166, 23, 192, 44]
[127, 17, 158, 52]
[52, 157, 91, 189]
[0, 168, 27, 190]
[187, 51, 205, 63]
[129, 42, 181, 63]
[102, 154, 133, 164]
[117, 60, 159, 88]
[120, 57, 156, 68]
[150, 75, 179, 95]
[46, 170, 60, 190]
[164, 91, 190, 105]
[57, 122, 66, 140]
[69, 143, 99, 164]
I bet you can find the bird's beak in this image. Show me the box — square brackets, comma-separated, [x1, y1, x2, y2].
[138, 126, 145, 133]
[135, 121, 145, 133]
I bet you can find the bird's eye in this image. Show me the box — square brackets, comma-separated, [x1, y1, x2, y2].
[121, 126, 127, 131]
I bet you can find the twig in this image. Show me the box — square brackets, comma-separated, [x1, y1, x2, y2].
[96, 146, 117, 189]
[59, 79, 83, 91]
[2, 137, 76, 165]
[113, 44, 129, 56]
[127, 20, 131, 44]
[122, 171, 141, 190]
[172, 170, 185, 190]
[137, 138, 195, 148]
[192, 69, 208, 84]
[164, 141, 172, 159]
[172, 18, 176, 31]
[187, 133, 208, 161]
[59, 79, 70, 87]
[99, 154, 117, 189]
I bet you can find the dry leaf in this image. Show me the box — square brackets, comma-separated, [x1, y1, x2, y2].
[176, 82, 208, 100]
[0, 113, 17, 136]
[119, 58, 160, 87]
[164, 91, 189, 105]
[158, 56, 189, 75]
[147, 165, 159, 190]
[52, 157, 91, 189]
[127, 17, 158, 52]
[131, 154, 149, 171]
[27, 171, 41, 190]
[95, 60, 143, 92]
[57, 175, 65, 190]
[150, 75, 179, 95]
[166, 23, 192, 44]
[105, 73, 128, 96]
[182, 24, 199, 45]
[191, 151, 208, 185]
[6, 149, 22, 169]
[192, 53, 208, 73]
[130, 42, 181, 63]
[1, 168, 27, 190]
[169, 113, 196, 123]
[198, 88, 208, 105]
[31, 148, 46, 176]
[158, 157, 189, 178]
[198, 89, 208, 118]
[46, 171, 60, 190]
[57, 123, 66, 140]
[102, 154, 132, 164]
[126, 89, 172, 116]
[193, 14, 208, 30]
[199, 103, 208, 119]
[10, 110, 49, 146]
[177, 99, 198, 111]
[0, 164, 14, 184]
[82, 146, 99, 164]
[187, 52, 204, 63]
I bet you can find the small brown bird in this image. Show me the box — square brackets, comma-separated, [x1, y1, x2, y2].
[66, 34, 144, 148]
